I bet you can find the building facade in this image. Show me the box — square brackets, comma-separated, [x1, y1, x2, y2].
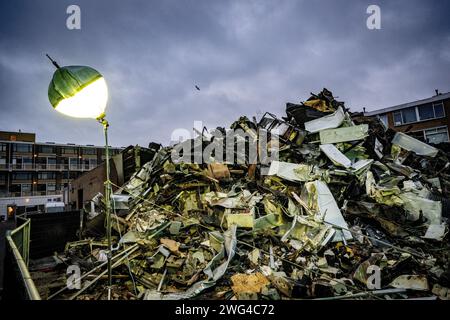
[0, 130, 122, 217]
[365, 91, 450, 144]
[69, 144, 159, 210]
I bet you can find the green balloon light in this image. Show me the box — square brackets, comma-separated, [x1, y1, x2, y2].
[47, 58, 108, 120]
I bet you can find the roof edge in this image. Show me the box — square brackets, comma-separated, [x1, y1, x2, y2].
[364, 91, 450, 116]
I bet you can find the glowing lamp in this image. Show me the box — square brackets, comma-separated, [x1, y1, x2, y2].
[48, 65, 108, 119]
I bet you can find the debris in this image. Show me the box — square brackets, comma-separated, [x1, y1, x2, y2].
[207, 163, 230, 180]
[305, 107, 345, 133]
[432, 284, 450, 300]
[231, 273, 270, 295]
[319, 124, 369, 144]
[160, 238, 181, 254]
[301, 180, 353, 241]
[38, 88, 449, 301]
[392, 132, 439, 157]
[320, 144, 352, 168]
[390, 275, 429, 291]
[423, 224, 447, 241]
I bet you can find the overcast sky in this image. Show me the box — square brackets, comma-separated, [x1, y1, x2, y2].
[1, 0, 449, 147]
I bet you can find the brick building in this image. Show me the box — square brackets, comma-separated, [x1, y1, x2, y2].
[365, 91, 450, 144]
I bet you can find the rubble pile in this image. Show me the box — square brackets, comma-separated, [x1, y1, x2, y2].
[51, 89, 450, 300]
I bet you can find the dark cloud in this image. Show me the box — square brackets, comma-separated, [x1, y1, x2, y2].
[1, 0, 449, 147]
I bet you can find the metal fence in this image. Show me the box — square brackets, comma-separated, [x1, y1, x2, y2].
[26, 210, 81, 259]
[3, 217, 41, 300]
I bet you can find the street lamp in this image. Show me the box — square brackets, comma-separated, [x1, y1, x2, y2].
[46, 54, 113, 299]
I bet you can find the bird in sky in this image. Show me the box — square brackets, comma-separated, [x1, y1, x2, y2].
[195, 85, 200, 91]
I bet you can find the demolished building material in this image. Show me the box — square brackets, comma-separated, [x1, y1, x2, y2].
[36, 88, 450, 301]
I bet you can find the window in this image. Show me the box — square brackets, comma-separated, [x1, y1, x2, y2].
[393, 107, 417, 125]
[82, 148, 97, 155]
[433, 102, 445, 118]
[393, 101, 446, 126]
[22, 184, 32, 193]
[38, 145, 56, 153]
[12, 156, 22, 165]
[47, 157, 57, 165]
[13, 173, 32, 180]
[393, 112, 402, 126]
[38, 172, 56, 180]
[9, 185, 21, 193]
[378, 114, 388, 127]
[402, 107, 417, 123]
[22, 157, 33, 169]
[62, 147, 77, 154]
[424, 126, 449, 144]
[418, 103, 434, 120]
[69, 158, 79, 169]
[47, 183, 56, 191]
[62, 171, 78, 179]
[0, 143, 6, 152]
[13, 143, 32, 153]
[0, 185, 7, 196]
[418, 102, 445, 121]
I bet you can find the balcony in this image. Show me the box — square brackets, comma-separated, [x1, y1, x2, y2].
[69, 164, 98, 171]
[0, 191, 64, 198]
[36, 178, 57, 184]
[0, 163, 98, 171]
[6, 192, 22, 197]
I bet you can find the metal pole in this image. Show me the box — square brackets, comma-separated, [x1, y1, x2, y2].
[313, 288, 406, 300]
[79, 209, 84, 241]
[101, 118, 113, 300]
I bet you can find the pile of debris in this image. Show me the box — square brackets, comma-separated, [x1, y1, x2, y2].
[48, 89, 450, 300]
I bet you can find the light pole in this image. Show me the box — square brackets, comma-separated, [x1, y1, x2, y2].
[46, 54, 113, 299]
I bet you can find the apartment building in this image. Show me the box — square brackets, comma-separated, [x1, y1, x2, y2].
[365, 91, 450, 144]
[0, 130, 122, 216]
